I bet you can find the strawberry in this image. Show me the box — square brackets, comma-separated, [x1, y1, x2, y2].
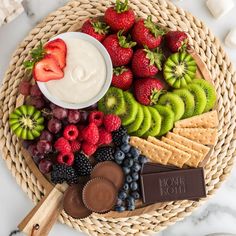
[44, 38, 67, 69]
[165, 31, 188, 52]
[132, 16, 165, 49]
[131, 47, 164, 78]
[81, 19, 110, 42]
[112, 66, 133, 90]
[134, 77, 165, 105]
[33, 55, 64, 82]
[104, 0, 135, 33]
[103, 31, 136, 66]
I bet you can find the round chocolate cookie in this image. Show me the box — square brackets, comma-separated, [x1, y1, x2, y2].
[82, 178, 117, 213]
[91, 161, 124, 190]
[63, 184, 92, 219]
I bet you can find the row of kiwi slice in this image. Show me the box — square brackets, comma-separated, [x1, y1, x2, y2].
[98, 78, 216, 137]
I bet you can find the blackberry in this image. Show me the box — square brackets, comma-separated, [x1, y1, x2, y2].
[74, 152, 92, 176]
[94, 146, 115, 162]
[51, 164, 79, 185]
[112, 127, 127, 146]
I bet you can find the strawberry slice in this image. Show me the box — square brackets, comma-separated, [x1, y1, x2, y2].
[44, 39, 67, 69]
[33, 55, 64, 82]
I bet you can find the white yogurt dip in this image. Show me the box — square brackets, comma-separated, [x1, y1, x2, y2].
[46, 37, 107, 104]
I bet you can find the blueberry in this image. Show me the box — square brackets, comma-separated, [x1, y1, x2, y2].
[120, 143, 131, 153]
[117, 198, 123, 206]
[122, 135, 130, 144]
[123, 183, 129, 191]
[115, 159, 123, 165]
[115, 205, 126, 212]
[123, 167, 130, 175]
[127, 204, 135, 211]
[126, 175, 133, 183]
[131, 172, 139, 181]
[131, 162, 141, 172]
[131, 191, 140, 200]
[138, 155, 148, 164]
[130, 181, 138, 191]
[130, 147, 140, 158]
[118, 191, 127, 200]
[126, 153, 132, 158]
[126, 196, 135, 206]
[123, 158, 134, 168]
[115, 149, 125, 161]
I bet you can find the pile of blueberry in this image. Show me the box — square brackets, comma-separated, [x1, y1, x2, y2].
[113, 132, 148, 212]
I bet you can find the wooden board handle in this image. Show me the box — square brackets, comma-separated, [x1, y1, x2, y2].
[18, 184, 66, 236]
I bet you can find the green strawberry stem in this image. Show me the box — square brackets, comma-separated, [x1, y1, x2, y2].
[179, 39, 188, 52]
[150, 89, 165, 105]
[92, 21, 110, 35]
[117, 31, 137, 48]
[115, 0, 129, 13]
[23, 41, 45, 71]
[113, 66, 128, 76]
[144, 16, 166, 38]
[144, 46, 164, 70]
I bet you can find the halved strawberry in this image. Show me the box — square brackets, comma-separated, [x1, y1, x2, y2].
[33, 55, 64, 82]
[44, 39, 67, 69]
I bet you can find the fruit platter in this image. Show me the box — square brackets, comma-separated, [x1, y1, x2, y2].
[1, 0, 236, 235]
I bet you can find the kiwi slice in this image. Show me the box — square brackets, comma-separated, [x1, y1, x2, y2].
[153, 105, 175, 136]
[134, 106, 152, 137]
[98, 87, 125, 115]
[9, 105, 44, 140]
[143, 107, 162, 137]
[126, 104, 144, 134]
[186, 83, 207, 116]
[173, 89, 195, 119]
[192, 79, 217, 112]
[164, 52, 197, 88]
[119, 92, 139, 126]
[158, 92, 185, 121]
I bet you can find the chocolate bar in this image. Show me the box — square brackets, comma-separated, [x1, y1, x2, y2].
[141, 162, 179, 175]
[141, 168, 206, 204]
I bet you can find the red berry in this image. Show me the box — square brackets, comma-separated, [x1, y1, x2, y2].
[112, 66, 133, 90]
[165, 31, 188, 53]
[30, 84, 42, 97]
[54, 137, 71, 153]
[89, 111, 104, 127]
[70, 140, 81, 152]
[63, 125, 79, 141]
[19, 80, 31, 96]
[82, 142, 97, 156]
[103, 114, 121, 132]
[98, 128, 112, 146]
[57, 152, 74, 166]
[82, 122, 99, 145]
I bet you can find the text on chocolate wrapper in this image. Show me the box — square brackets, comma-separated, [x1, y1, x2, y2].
[159, 176, 186, 196]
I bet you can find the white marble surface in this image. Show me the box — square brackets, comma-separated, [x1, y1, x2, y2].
[0, 0, 236, 235]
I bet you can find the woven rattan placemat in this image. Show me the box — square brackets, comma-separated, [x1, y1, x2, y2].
[0, 0, 236, 235]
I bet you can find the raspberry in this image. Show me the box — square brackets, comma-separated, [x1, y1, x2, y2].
[103, 114, 121, 132]
[98, 128, 112, 146]
[57, 152, 75, 166]
[54, 137, 71, 153]
[82, 122, 99, 144]
[19, 80, 31, 96]
[82, 142, 97, 156]
[89, 111, 104, 127]
[63, 125, 79, 141]
[70, 140, 81, 152]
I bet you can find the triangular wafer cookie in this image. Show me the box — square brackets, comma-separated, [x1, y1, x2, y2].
[161, 137, 203, 167]
[173, 128, 217, 145]
[130, 137, 171, 165]
[175, 110, 219, 128]
[147, 136, 191, 168]
[166, 132, 210, 157]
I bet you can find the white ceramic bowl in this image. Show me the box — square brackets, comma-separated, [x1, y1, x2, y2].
[37, 32, 113, 109]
